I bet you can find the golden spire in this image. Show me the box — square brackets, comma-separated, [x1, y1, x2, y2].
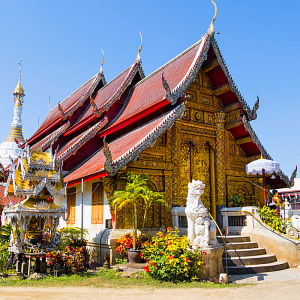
[13, 62, 25, 106]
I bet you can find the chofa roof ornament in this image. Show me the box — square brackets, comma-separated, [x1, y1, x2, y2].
[208, 0, 217, 35]
[248, 96, 260, 121]
[162, 72, 177, 105]
[135, 32, 143, 64]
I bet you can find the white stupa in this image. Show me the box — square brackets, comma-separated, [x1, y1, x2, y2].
[0, 73, 25, 167]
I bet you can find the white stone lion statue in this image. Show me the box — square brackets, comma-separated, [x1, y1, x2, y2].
[185, 179, 218, 248]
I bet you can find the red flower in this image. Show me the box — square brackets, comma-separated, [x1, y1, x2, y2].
[144, 264, 149, 270]
[204, 262, 206, 267]
[159, 252, 162, 255]
[156, 266, 159, 270]
[204, 251, 207, 255]
[151, 262, 155, 266]
[167, 227, 172, 231]
[146, 258, 149, 262]
[146, 269, 149, 273]
[185, 258, 189, 263]
[140, 252, 143, 257]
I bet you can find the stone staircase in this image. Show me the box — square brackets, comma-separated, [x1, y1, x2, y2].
[217, 235, 289, 275]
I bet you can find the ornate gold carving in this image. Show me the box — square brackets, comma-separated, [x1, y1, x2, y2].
[182, 108, 190, 121]
[204, 112, 214, 125]
[103, 176, 116, 227]
[214, 112, 226, 205]
[226, 109, 240, 125]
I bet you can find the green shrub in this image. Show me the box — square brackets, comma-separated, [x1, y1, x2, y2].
[1, 223, 12, 242]
[141, 228, 204, 282]
[0, 241, 9, 272]
[57, 227, 88, 251]
[258, 206, 287, 233]
[228, 194, 243, 207]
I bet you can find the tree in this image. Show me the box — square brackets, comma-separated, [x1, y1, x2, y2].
[110, 173, 169, 249]
[140, 189, 169, 233]
[110, 173, 148, 249]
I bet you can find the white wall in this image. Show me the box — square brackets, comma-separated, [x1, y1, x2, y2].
[54, 178, 112, 242]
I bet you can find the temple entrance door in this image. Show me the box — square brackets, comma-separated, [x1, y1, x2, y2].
[180, 142, 211, 212]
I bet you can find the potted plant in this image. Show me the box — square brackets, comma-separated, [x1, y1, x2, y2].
[228, 194, 243, 207]
[110, 173, 168, 263]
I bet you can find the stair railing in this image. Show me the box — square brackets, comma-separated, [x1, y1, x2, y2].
[208, 212, 228, 275]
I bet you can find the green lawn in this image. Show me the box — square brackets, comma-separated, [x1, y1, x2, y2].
[0, 269, 244, 289]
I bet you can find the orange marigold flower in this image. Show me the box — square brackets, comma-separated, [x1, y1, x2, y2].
[167, 227, 172, 231]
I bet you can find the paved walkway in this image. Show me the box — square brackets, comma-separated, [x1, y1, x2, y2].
[229, 267, 300, 284]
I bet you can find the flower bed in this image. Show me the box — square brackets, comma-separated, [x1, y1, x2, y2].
[141, 228, 205, 282]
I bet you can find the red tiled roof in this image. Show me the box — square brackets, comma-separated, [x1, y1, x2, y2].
[66, 63, 143, 134]
[64, 104, 184, 183]
[57, 117, 108, 165]
[102, 35, 210, 135]
[32, 76, 96, 139]
[31, 121, 70, 151]
[0, 186, 23, 207]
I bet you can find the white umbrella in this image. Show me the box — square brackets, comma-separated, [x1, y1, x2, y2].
[246, 157, 280, 205]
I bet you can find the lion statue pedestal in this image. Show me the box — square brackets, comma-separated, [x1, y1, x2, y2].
[184, 179, 224, 279]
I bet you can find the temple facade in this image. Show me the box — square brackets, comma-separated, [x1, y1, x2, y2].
[0, 74, 25, 167]
[26, 13, 293, 249]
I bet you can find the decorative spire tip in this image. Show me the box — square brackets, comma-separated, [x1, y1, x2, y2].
[99, 49, 104, 74]
[135, 32, 143, 64]
[208, 0, 218, 34]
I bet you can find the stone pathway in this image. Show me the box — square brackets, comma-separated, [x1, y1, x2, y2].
[229, 267, 300, 284]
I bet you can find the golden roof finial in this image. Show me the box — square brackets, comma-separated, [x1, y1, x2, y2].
[135, 32, 143, 64]
[13, 61, 25, 98]
[99, 49, 104, 74]
[208, 0, 218, 34]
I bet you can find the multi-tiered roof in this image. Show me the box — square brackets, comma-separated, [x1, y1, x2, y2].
[27, 8, 292, 189]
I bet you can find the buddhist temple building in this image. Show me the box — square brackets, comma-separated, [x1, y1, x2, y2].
[26, 4, 294, 261]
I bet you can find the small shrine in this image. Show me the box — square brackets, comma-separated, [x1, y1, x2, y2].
[1, 143, 67, 260]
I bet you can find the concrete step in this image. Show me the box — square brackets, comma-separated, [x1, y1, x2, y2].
[225, 248, 267, 257]
[217, 235, 250, 243]
[223, 254, 277, 266]
[226, 261, 289, 275]
[222, 242, 258, 250]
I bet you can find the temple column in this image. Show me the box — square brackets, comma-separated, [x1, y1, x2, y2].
[171, 122, 182, 206]
[209, 146, 216, 219]
[103, 176, 115, 228]
[214, 112, 226, 207]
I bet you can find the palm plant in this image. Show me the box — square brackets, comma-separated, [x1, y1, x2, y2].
[140, 189, 169, 233]
[110, 173, 148, 249]
[110, 173, 168, 249]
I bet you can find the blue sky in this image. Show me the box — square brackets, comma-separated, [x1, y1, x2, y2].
[0, 0, 299, 177]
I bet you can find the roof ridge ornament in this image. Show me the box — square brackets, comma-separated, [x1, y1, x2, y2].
[99, 49, 104, 74]
[289, 166, 297, 188]
[103, 135, 116, 175]
[162, 72, 177, 105]
[58, 101, 67, 120]
[90, 95, 102, 117]
[208, 0, 217, 35]
[135, 32, 143, 64]
[248, 96, 260, 121]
